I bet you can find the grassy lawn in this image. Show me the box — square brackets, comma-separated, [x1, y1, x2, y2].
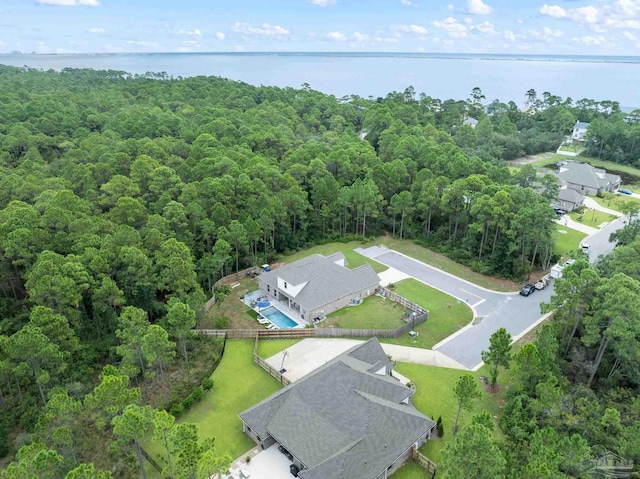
[590, 193, 640, 213]
[558, 143, 584, 153]
[528, 155, 563, 168]
[382, 279, 472, 349]
[143, 340, 282, 474]
[553, 225, 587, 257]
[322, 295, 407, 330]
[569, 208, 618, 225]
[257, 338, 300, 358]
[390, 461, 430, 478]
[377, 238, 521, 292]
[396, 362, 511, 465]
[280, 240, 387, 273]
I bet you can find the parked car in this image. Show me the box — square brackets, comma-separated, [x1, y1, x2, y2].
[581, 243, 591, 254]
[619, 189, 633, 195]
[554, 208, 567, 216]
[519, 284, 536, 297]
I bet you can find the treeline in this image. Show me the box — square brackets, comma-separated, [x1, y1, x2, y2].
[0, 64, 629, 476]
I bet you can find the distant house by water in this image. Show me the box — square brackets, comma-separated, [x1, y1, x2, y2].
[571, 120, 590, 143]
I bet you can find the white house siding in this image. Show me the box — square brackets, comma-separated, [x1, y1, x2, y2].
[276, 277, 307, 298]
[307, 283, 378, 320]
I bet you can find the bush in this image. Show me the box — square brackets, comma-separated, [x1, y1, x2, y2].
[190, 386, 204, 402]
[214, 284, 232, 303]
[436, 415, 444, 437]
[170, 403, 185, 418]
[214, 316, 229, 329]
[202, 378, 214, 391]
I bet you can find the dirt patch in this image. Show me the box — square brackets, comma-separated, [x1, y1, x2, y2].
[508, 152, 556, 167]
[479, 376, 501, 394]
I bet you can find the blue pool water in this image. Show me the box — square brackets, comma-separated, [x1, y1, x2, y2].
[261, 306, 298, 329]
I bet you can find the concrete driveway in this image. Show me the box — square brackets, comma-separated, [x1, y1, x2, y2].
[356, 246, 554, 370]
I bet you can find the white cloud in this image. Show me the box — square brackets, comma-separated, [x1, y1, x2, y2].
[231, 22, 290, 36]
[179, 29, 202, 36]
[539, 4, 598, 24]
[624, 30, 638, 40]
[37, 0, 99, 5]
[216, 32, 226, 40]
[448, 4, 454, 11]
[467, 0, 492, 15]
[326, 31, 347, 41]
[353, 32, 369, 41]
[464, 17, 473, 24]
[400, 0, 415, 5]
[517, 19, 523, 24]
[573, 35, 607, 45]
[311, 0, 336, 5]
[88, 27, 105, 33]
[433, 17, 467, 37]
[616, 0, 640, 18]
[374, 35, 400, 43]
[395, 24, 429, 36]
[475, 21, 496, 34]
[503, 30, 516, 42]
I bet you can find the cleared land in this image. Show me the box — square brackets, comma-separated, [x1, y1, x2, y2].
[281, 240, 386, 273]
[553, 225, 587, 256]
[382, 279, 473, 349]
[144, 340, 282, 475]
[323, 295, 406, 330]
[376, 238, 521, 292]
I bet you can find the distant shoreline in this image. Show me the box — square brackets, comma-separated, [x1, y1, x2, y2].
[2, 51, 640, 65]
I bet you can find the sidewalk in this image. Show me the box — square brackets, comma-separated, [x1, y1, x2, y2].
[555, 215, 597, 235]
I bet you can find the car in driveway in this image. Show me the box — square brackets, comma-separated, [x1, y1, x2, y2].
[519, 284, 536, 296]
[619, 188, 633, 195]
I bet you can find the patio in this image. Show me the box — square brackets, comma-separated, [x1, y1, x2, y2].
[243, 290, 308, 327]
[226, 444, 295, 479]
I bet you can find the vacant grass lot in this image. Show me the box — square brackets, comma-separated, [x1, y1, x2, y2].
[377, 238, 521, 292]
[144, 340, 282, 475]
[553, 225, 587, 256]
[323, 295, 407, 330]
[382, 279, 472, 349]
[281, 240, 386, 273]
[569, 208, 618, 225]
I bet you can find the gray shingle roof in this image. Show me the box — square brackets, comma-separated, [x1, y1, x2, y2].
[260, 254, 380, 312]
[463, 117, 478, 126]
[558, 161, 620, 190]
[239, 339, 434, 479]
[558, 188, 584, 204]
[574, 121, 590, 130]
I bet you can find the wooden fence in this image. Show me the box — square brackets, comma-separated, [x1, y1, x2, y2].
[205, 266, 261, 311]
[378, 286, 428, 315]
[253, 353, 292, 386]
[197, 311, 427, 341]
[412, 449, 437, 478]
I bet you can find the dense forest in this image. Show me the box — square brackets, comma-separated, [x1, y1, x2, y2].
[0, 65, 639, 477]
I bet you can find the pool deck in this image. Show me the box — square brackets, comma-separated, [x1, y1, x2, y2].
[244, 290, 308, 329]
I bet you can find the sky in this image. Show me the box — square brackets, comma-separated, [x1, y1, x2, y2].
[1, 0, 640, 55]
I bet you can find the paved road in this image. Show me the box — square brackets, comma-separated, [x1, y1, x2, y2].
[584, 217, 625, 263]
[357, 246, 554, 369]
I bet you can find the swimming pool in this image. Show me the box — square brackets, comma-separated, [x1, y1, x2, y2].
[261, 306, 298, 329]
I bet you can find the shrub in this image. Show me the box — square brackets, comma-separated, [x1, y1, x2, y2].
[436, 415, 444, 437]
[214, 316, 229, 329]
[170, 403, 185, 418]
[190, 386, 204, 402]
[202, 378, 214, 391]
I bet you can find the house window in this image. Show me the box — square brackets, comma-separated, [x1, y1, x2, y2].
[284, 282, 287, 289]
[267, 285, 270, 292]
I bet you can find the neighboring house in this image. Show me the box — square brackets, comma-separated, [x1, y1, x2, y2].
[463, 117, 478, 128]
[557, 161, 621, 196]
[553, 187, 585, 212]
[239, 339, 435, 479]
[257, 253, 380, 321]
[571, 120, 590, 143]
